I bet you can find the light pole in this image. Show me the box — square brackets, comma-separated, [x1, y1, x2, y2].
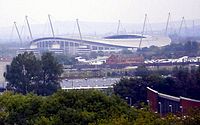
[147, 100, 149, 105]
[72, 80, 74, 89]
[169, 105, 172, 113]
[85, 78, 88, 84]
[125, 97, 132, 106]
[158, 102, 162, 116]
[180, 106, 183, 114]
[103, 77, 106, 86]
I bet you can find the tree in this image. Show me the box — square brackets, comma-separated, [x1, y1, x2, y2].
[55, 54, 77, 65]
[5, 52, 63, 95]
[135, 65, 150, 78]
[121, 49, 133, 54]
[114, 77, 148, 106]
[184, 41, 199, 55]
[0, 90, 199, 124]
[114, 65, 200, 107]
[5, 52, 41, 94]
[37, 52, 63, 95]
[0, 90, 135, 125]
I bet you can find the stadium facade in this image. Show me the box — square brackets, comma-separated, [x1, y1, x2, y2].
[16, 16, 172, 56]
[18, 34, 171, 55]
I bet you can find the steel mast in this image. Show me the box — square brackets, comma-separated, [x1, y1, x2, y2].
[178, 17, 184, 35]
[76, 19, 82, 40]
[193, 20, 195, 36]
[48, 14, 55, 37]
[139, 14, 147, 49]
[117, 20, 121, 35]
[14, 22, 22, 46]
[165, 12, 171, 35]
[25, 15, 33, 40]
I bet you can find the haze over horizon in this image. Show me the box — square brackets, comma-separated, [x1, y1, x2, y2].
[0, 0, 200, 27]
[0, 0, 200, 41]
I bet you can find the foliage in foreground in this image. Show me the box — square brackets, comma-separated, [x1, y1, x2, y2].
[0, 90, 199, 125]
[0, 90, 133, 125]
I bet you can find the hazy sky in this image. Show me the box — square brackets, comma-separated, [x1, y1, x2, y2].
[0, 0, 200, 27]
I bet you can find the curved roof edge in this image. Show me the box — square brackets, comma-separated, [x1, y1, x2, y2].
[30, 37, 131, 48]
[147, 87, 158, 93]
[158, 93, 180, 102]
[104, 34, 146, 39]
[147, 87, 200, 102]
[180, 96, 200, 103]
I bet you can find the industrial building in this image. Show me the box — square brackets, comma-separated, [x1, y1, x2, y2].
[106, 54, 144, 64]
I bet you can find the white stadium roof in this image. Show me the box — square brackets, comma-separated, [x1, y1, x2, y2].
[30, 34, 171, 48]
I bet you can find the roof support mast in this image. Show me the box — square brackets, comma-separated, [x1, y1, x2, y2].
[178, 17, 184, 35]
[14, 22, 22, 46]
[117, 20, 121, 35]
[139, 14, 147, 49]
[48, 14, 55, 37]
[165, 12, 170, 35]
[25, 15, 33, 40]
[193, 20, 195, 36]
[76, 19, 82, 40]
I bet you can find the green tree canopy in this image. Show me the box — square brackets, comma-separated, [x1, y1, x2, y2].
[135, 65, 150, 78]
[55, 54, 77, 65]
[5, 52, 63, 95]
[5, 52, 41, 94]
[0, 90, 134, 125]
[139, 41, 200, 59]
[114, 66, 200, 107]
[0, 90, 199, 124]
[38, 52, 63, 95]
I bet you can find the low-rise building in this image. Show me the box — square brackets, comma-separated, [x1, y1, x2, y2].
[106, 54, 144, 65]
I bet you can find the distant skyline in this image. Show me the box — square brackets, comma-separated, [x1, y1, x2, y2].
[0, 0, 200, 27]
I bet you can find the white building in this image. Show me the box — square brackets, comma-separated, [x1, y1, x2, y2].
[18, 34, 171, 55]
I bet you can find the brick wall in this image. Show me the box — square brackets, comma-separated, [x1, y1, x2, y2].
[180, 97, 200, 114]
[147, 87, 158, 112]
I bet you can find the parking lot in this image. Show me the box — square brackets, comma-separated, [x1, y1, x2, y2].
[61, 77, 120, 89]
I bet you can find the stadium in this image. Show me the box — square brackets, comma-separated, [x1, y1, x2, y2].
[18, 34, 171, 55]
[16, 16, 171, 55]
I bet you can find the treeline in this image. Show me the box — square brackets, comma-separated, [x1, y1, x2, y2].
[139, 41, 200, 59]
[0, 90, 199, 125]
[55, 54, 77, 65]
[114, 66, 200, 106]
[0, 90, 152, 125]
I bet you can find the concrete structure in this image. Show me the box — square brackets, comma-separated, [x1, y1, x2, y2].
[0, 61, 11, 87]
[147, 87, 200, 115]
[18, 34, 171, 55]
